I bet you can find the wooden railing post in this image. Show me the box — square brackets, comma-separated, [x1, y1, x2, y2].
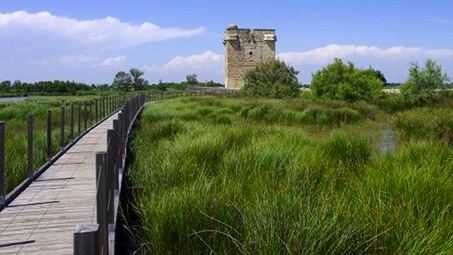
[90, 101, 93, 127]
[47, 110, 52, 161]
[70, 104, 74, 141]
[117, 113, 123, 168]
[84, 103, 87, 130]
[0, 121, 5, 205]
[95, 99, 98, 122]
[60, 106, 65, 149]
[113, 120, 120, 190]
[27, 115, 33, 178]
[106, 129, 116, 224]
[96, 152, 108, 255]
[102, 97, 106, 118]
[74, 223, 99, 255]
[78, 103, 81, 135]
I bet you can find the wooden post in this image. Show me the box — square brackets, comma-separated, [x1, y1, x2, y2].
[27, 115, 33, 178]
[96, 152, 108, 255]
[70, 104, 74, 141]
[60, 106, 65, 149]
[47, 110, 52, 161]
[74, 224, 98, 255]
[78, 103, 81, 135]
[113, 119, 120, 190]
[94, 99, 99, 123]
[84, 103, 87, 130]
[117, 113, 123, 167]
[90, 101, 93, 127]
[0, 121, 5, 205]
[106, 129, 115, 224]
[102, 97, 105, 118]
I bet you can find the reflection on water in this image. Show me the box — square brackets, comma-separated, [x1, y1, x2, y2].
[0, 97, 28, 103]
[380, 127, 396, 155]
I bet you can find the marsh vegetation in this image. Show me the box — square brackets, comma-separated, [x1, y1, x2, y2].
[126, 95, 453, 254]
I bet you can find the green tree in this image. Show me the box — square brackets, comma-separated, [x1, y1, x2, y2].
[12, 80, 22, 92]
[204, 80, 219, 87]
[113, 71, 133, 91]
[186, 74, 198, 85]
[311, 58, 383, 102]
[130, 68, 149, 91]
[156, 79, 167, 91]
[242, 60, 300, 98]
[400, 59, 449, 104]
[0, 80, 11, 92]
[363, 67, 387, 84]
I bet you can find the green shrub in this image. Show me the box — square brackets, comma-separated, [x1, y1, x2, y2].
[311, 58, 383, 102]
[400, 59, 450, 104]
[242, 60, 300, 98]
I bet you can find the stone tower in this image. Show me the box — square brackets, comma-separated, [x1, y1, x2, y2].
[223, 24, 276, 89]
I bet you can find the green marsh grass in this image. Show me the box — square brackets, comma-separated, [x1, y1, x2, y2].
[127, 96, 453, 254]
[394, 107, 453, 144]
[0, 96, 112, 193]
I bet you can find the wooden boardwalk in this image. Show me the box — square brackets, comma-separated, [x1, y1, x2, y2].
[0, 113, 119, 255]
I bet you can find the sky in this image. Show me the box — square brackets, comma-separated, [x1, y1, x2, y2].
[0, 0, 452, 85]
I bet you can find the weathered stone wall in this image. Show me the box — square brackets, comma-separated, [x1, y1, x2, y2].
[224, 25, 276, 89]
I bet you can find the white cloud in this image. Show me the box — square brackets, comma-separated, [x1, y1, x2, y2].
[0, 11, 205, 49]
[144, 51, 223, 82]
[279, 44, 453, 65]
[57, 55, 98, 65]
[145, 51, 223, 72]
[96, 55, 127, 67]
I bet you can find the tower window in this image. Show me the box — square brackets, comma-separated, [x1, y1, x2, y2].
[249, 52, 253, 55]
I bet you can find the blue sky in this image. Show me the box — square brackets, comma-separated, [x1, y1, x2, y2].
[1, 0, 452, 84]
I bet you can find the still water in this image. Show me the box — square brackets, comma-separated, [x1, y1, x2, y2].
[0, 97, 28, 103]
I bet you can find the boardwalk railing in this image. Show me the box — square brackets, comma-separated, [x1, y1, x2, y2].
[74, 94, 146, 255]
[0, 94, 132, 212]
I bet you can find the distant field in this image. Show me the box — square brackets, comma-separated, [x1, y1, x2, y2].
[127, 96, 453, 254]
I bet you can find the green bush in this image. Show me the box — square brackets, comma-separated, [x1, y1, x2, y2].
[241, 60, 300, 98]
[394, 108, 453, 144]
[400, 59, 450, 104]
[311, 58, 383, 102]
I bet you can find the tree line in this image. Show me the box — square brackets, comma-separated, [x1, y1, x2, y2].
[0, 69, 222, 96]
[0, 80, 100, 95]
